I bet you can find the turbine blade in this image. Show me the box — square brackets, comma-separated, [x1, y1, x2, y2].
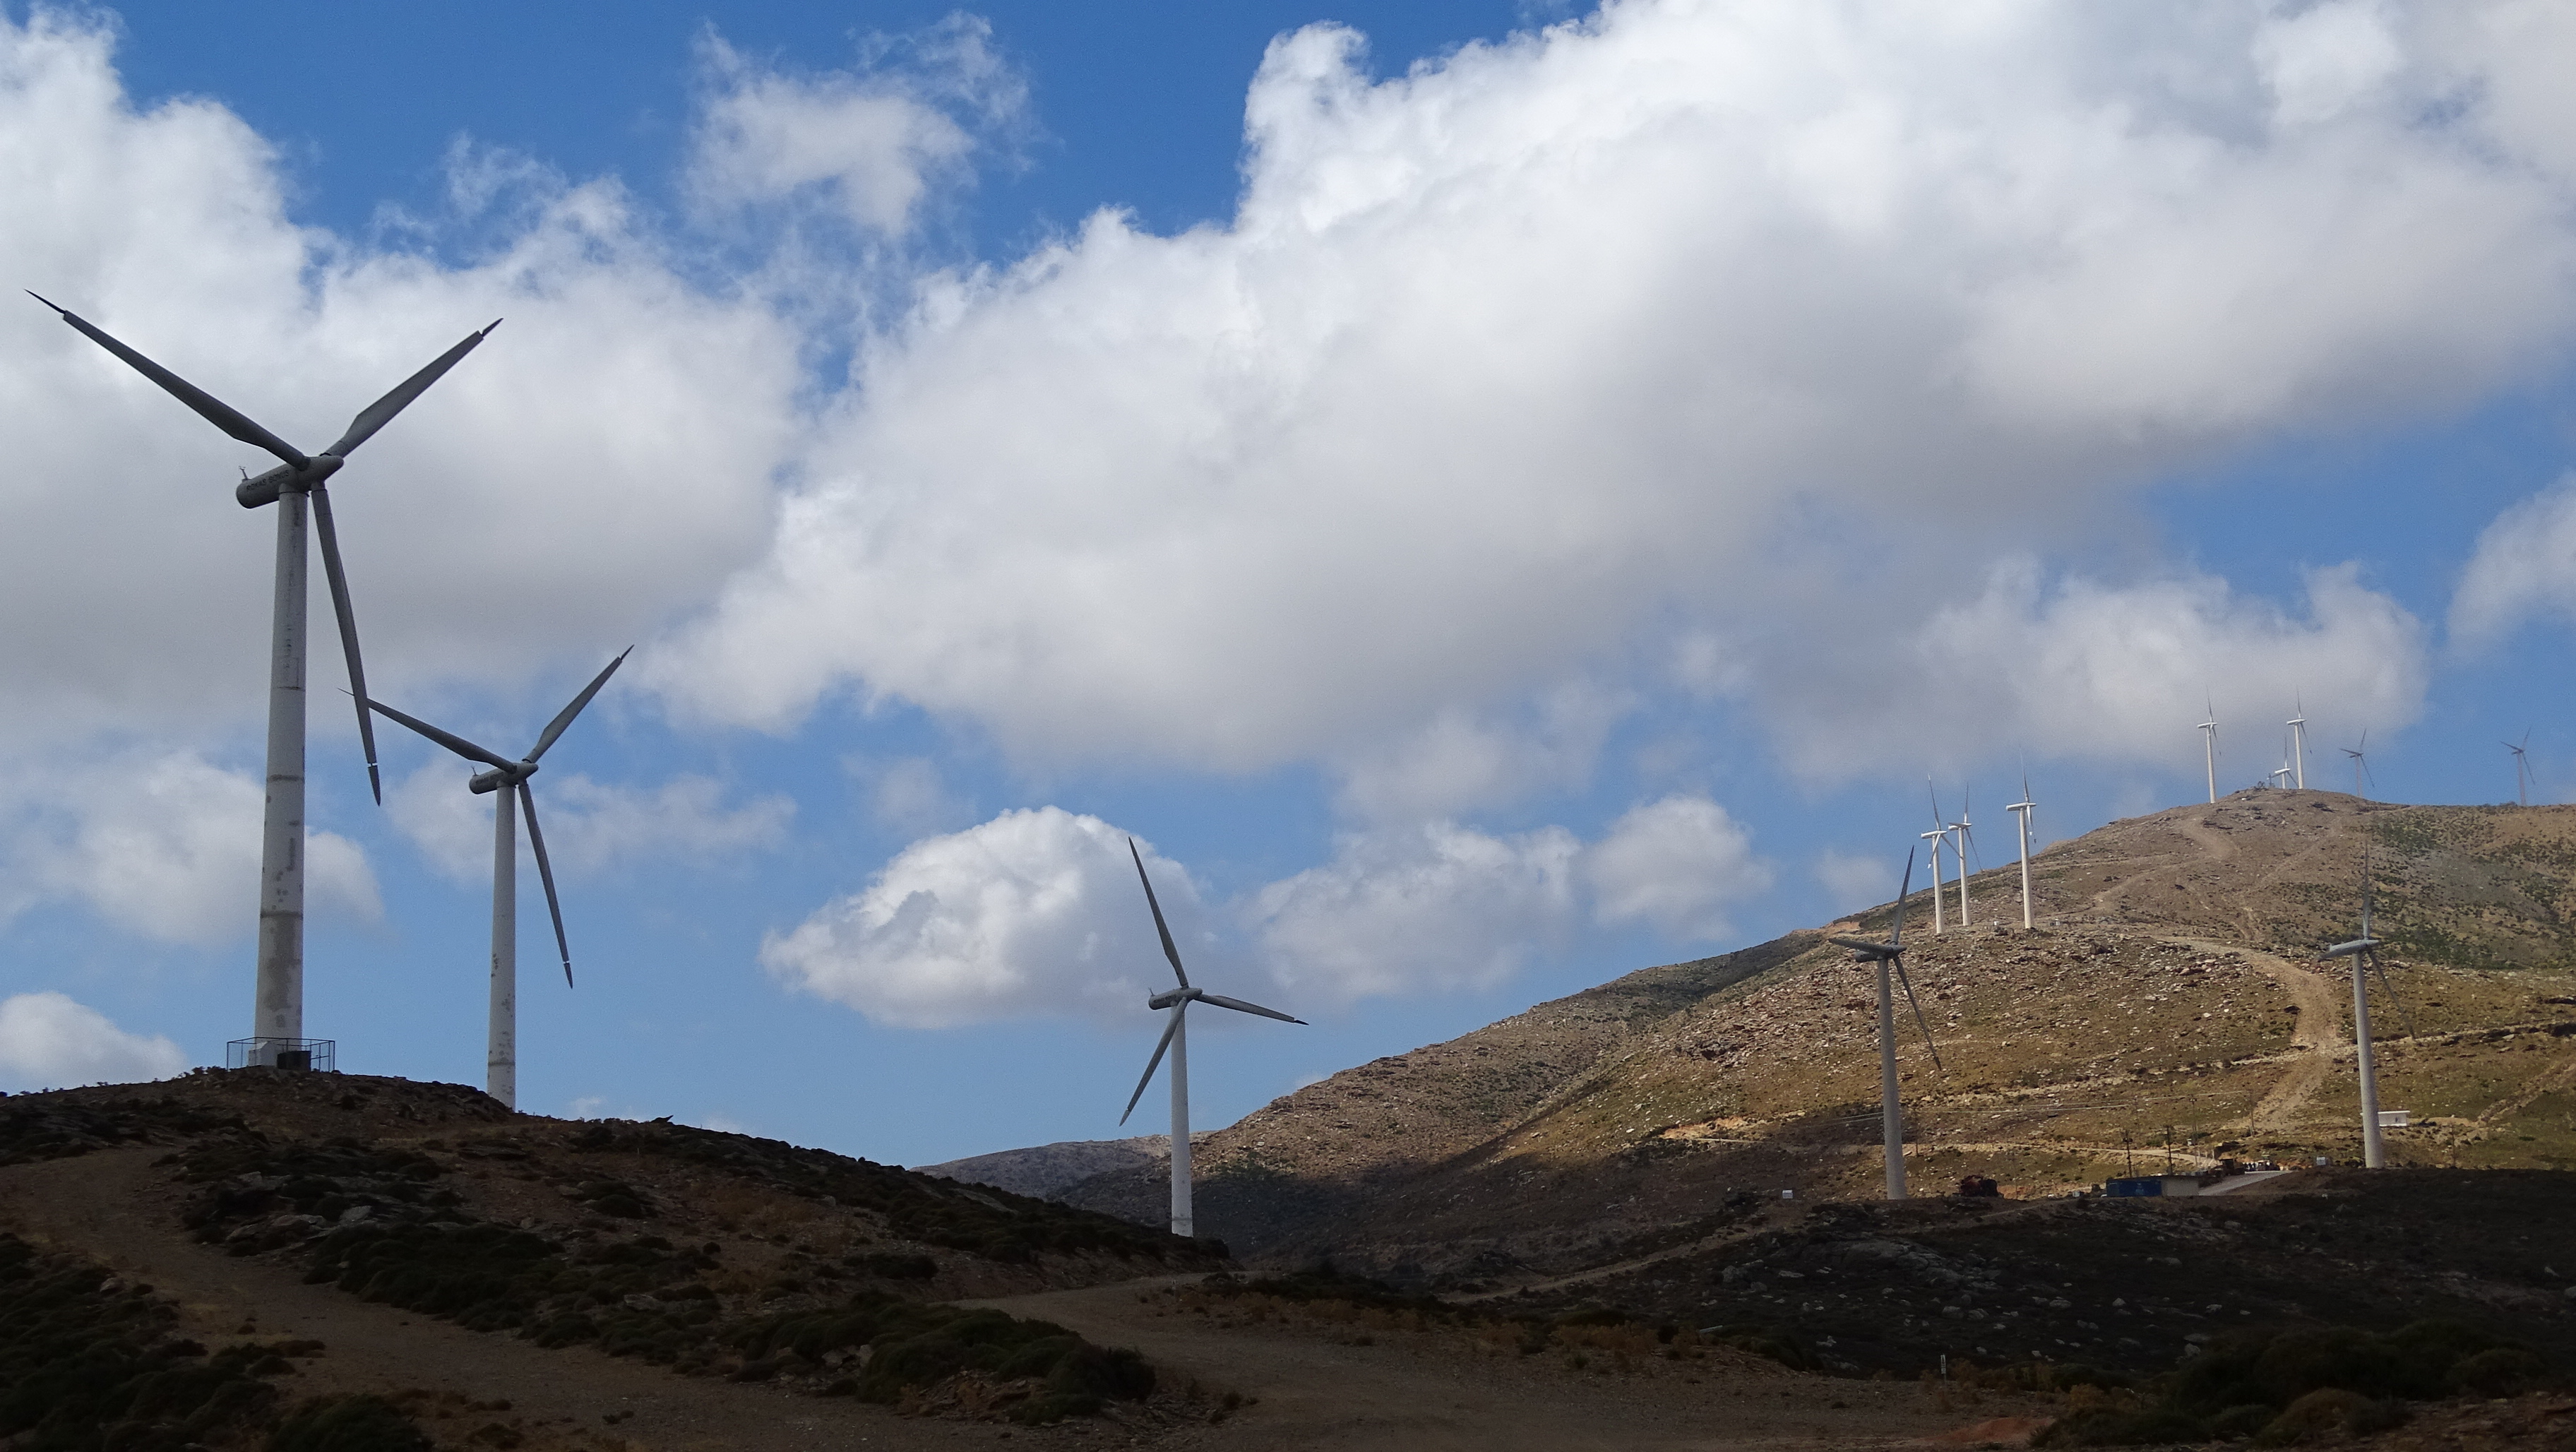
[364, 698, 515, 771]
[526, 647, 630, 762]
[1892, 955, 1944, 1073]
[520, 781, 574, 987]
[1129, 838, 1189, 988]
[2367, 953, 2416, 1039]
[1928, 780, 1944, 830]
[1198, 992, 1305, 1025]
[1893, 847, 1914, 949]
[308, 485, 381, 803]
[1119, 1006, 1185, 1126]
[323, 320, 501, 457]
[30, 293, 308, 468]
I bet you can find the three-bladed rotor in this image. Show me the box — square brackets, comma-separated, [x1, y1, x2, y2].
[1119, 838, 1304, 1124]
[1826, 847, 1943, 1071]
[364, 648, 630, 986]
[2322, 872, 2414, 1039]
[28, 293, 500, 804]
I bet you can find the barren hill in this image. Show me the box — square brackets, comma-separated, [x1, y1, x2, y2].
[1048, 791, 2576, 1296]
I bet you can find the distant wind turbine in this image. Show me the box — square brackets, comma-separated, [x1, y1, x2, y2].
[1828, 849, 1942, 1201]
[1921, 784, 1948, 934]
[2272, 732, 2294, 790]
[2287, 699, 2309, 790]
[2321, 868, 2415, 1170]
[2004, 775, 2035, 930]
[2507, 730, 2533, 807]
[2198, 698, 2219, 804]
[2343, 731, 2373, 801]
[365, 649, 629, 1109]
[31, 293, 498, 1062]
[1948, 787, 1979, 928]
[1119, 840, 1304, 1237]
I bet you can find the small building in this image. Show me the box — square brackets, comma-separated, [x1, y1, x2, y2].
[2104, 1176, 2202, 1197]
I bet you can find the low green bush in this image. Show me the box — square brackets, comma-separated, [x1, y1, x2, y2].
[266, 1395, 434, 1452]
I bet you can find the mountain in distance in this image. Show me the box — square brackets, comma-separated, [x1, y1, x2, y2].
[994, 790, 2576, 1284]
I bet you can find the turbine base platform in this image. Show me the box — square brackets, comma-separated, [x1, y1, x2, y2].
[227, 1037, 335, 1072]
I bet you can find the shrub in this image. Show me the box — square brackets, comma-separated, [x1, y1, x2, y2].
[2253, 1388, 2404, 1446]
[266, 1395, 434, 1452]
[2451, 1347, 2545, 1398]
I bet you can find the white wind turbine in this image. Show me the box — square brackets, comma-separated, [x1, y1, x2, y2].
[2320, 868, 2415, 1170]
[32, 294, 499, 1064]
[1118, 840, 1304, 1237]
[2507, 730, 2534, 807]
[1946, 787, 1978, 928]
[2287, 698, 2310, 790]
[365, 650, 629, 1108]
[2272, 732, 2294, 790]
[2343, 731, 2373, 801]
[2198, 698, 2219, 804]
[1828, 850, 1943, 1200]
[1921, 784, 1949, 934]
[2004, 775, 2035, 930]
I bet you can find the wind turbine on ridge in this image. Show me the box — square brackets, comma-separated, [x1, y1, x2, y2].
[1828, 849, 1943, 1200]
[1921, 784, 1948, 934]
[1119, 840, 1304, 1237]
[2506, 730, 2534, 807]
[2343, 731, 2373, 802]
[1947, 787, 1979, 928]
[2320, 867, 2415, 1170]
[31, 293, 499, 1064]
[364, 650, 629, 1109]
[2004, 775, 2036, 930]
[2286, 698, 2309, 790]
[2198, 698, 2219, 804]
[2271, 732, 2294, 790]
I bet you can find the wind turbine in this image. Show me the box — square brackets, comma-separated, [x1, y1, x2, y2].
[31, 294, 499, 1062]
[2507, 730, 2533, 807]
[1947, 787, 1978, 928]
[2198, 698, 2219, 804]
[2342, 731, 2373, 801]
[2286, 698, 2309, 790]
[1118, 840, 1304, 1237]
[1828, 849, 1943, 1200]
[2320, 870, 2415, 1169]
[2004, 775, 2035, 930]
[2272, 732, 2294, 790]
[364, 650, 628, 1109]
[1921, 784, 1948, 934]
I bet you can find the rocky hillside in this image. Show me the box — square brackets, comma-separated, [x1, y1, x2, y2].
[917, 1135, 1174, 1199]
[1045, 791, 2576, 1287]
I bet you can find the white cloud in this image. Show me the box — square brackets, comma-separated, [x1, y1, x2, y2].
[1750, 559, 2428, 783]
[0, 752, 378, 945]
[0, 992, 187, 1090]
[654, 1, 2567, 781]
[388, 762, 791, 883]
[1330, 684, 1632, 821]
[1585, 795, 1772, 939]
[1813, 847, 1897, 915]
[686, 20, 1019, 237]
[2450, 473, 2576, 648]
[761, 807, 1201, 1028]
[1251, 820, 1582, 1004]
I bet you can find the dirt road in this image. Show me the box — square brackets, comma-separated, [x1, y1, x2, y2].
[966, 1278, 1996, 1450]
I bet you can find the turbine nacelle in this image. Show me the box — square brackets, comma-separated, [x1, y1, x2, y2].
[468, 762, 536, 795]
[234, 453, 345, 508]
[1830, 935, 1899, 963]
[1148, 986, 1197, 1011]
[2322, 935, 2381, 960]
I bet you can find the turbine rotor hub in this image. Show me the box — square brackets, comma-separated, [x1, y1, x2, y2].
[1148, 987, 1198, 1011]
[468, 761, 537, 795]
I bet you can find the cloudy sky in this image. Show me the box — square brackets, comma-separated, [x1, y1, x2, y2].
[3, 1, 2572, 1167]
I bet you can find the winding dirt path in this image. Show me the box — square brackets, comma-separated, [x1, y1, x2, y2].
[0, 1147, 1000, 1452]
[964, 1278, 1979, 1451]
[2172, 939, 2345, 1136]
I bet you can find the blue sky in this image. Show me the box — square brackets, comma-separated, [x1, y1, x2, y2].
[3, 1, 2575, 1168]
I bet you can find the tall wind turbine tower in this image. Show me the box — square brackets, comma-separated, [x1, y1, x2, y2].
[2344, 731, 2373, 801]
[2321, 873, 2414, 1170]
[32, 295, 497, 1064]
[2507, 731, 2533, 807]
[2287, 699, 2309, 790]
[1921, 784, 1948, 934]
[1119, 841, 1304, 1237]
[2198, 699, 2219, 804]
[365, 650, 628, 1108]
[1948, 789, 1977, 928]
[1828, 850, 1942, 1200]
[2005, 778, 2035, 930]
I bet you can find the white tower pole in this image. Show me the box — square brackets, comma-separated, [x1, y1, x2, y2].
[2289, 713, 2307, 790]
[1168, 1005, 1193, 1237]
[2200, 720, 2218, 804]
[1921, 831, 1946, 934]
[1877, 958, 1905, 1200]
[2353, 963, 2384, 1169]
[1951, 827, 1971, 927]
[489, 785, 518, 1109]
[2008, 802, 2033, 929]
[251, 486, 309, 1052]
